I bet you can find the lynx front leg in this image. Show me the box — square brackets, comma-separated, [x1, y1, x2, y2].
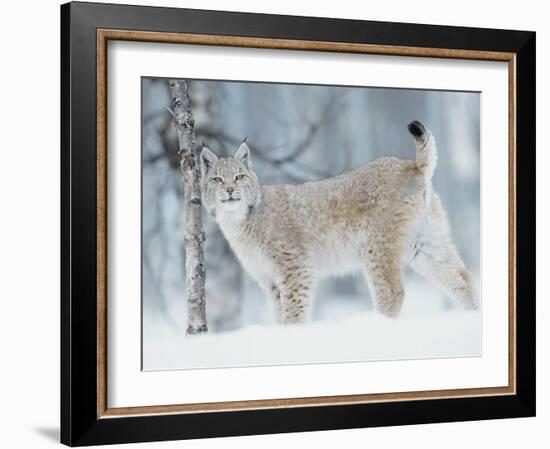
[277, 269, 312, 324]
[260, 281, 282, 323]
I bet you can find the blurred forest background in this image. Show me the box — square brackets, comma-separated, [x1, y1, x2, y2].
[142, 77, 480, 337]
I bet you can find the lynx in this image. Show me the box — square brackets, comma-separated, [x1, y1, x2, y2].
[200, 121, 478, 324]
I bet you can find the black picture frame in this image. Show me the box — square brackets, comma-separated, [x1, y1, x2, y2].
[61, 1, 535, 446]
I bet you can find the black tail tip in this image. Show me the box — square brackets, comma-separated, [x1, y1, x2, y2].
[408, 120, 426, 138]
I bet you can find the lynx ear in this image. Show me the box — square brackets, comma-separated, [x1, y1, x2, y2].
[234, 141, 251, 169]
[200, 145, 218, 178]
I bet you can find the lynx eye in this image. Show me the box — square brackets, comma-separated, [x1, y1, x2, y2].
[211, 176, 224, 184]
[235, 174, 246, 182]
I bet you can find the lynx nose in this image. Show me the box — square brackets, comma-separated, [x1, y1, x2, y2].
[226, 186, 235, 194]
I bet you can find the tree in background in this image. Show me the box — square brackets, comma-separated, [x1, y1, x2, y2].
[168, 80, 207, 335]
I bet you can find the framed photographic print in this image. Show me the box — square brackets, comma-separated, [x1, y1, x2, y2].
[60, 1, 536, 446]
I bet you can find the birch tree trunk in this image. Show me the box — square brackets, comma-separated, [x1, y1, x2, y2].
[169, 80, 208, 334]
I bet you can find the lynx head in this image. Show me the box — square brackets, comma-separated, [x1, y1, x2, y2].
[200, 141, 261, 220]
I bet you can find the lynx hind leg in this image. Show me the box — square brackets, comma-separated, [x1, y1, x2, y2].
[411, 246, 478, 310]
[410, 196, 479, 310]
[277, 268, 313, 324]
[363, 242, 405, 318]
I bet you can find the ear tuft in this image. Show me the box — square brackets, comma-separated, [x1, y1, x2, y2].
[200, 145, 218, 178]
[234, 141, 251, 169]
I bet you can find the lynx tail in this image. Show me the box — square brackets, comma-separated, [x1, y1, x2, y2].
[408, 120, 437, 182]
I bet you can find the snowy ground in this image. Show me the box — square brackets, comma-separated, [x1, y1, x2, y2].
[143, 277, 481, 371]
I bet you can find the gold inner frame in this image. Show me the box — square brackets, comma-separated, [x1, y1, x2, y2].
[96, 29, 517, 419]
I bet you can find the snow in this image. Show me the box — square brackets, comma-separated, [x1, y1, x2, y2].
[143, 307, 481, 371]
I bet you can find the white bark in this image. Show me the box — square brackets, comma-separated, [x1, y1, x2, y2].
[169, 80, 208, 334]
